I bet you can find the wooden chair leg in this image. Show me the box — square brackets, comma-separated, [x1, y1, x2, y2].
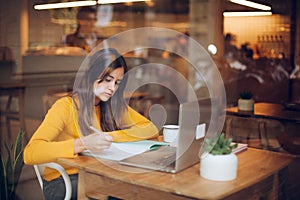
[259, 120, 269, 149]
[5, 117, 12, 141]
[4, 95, 13, 142]
[225, 117, 233, 138]
[1, 83, 27, 143]
[4, 91, 28, 143]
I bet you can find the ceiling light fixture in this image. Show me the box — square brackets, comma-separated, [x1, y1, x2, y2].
[228, 0, 271, 11]
[34, 0, 149, 10]
[34, 1, 97, 10]
[223, 11, 272, 17]
[100, 0, 147, 4]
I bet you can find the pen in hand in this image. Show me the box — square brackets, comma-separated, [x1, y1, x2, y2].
[89, 126, 103, 134]
[89, 126, 113, 141]
[76, 126, 113, 153]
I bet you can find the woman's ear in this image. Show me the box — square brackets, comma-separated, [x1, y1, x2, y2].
[93, 79, 101, 90]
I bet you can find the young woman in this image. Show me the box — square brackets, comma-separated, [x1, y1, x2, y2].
[24, 48, 159, 200]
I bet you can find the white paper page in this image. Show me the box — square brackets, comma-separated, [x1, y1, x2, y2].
[81, 140, 168, 161]
[83, 143, 142, 161]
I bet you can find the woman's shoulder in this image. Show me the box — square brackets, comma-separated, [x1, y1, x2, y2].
[126, 106, 135, 112]
[43, 96, 74, 119]
[126, 106, 144, 117]
[56, 96, 73, 103]
[52, 96, 74, 109]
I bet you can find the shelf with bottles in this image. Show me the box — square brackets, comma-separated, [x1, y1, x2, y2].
[255, 34, 289, 59]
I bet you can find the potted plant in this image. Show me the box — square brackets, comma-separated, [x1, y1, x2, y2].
[0, 131, 25, 200]
[200, 133, 238, 181]
[238, 91, 254, 111]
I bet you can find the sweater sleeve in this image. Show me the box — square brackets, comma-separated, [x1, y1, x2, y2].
[24, 97, 78, 165]
[108, 107, 159, 142]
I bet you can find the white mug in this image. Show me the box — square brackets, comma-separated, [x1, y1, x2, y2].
[163, 125, 179, 143]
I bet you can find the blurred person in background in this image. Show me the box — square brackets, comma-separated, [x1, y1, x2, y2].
[66, 7, 101, 52]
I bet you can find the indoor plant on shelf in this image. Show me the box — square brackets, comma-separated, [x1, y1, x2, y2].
[200, 133, 238, 181]
[238, 91, 254, 111]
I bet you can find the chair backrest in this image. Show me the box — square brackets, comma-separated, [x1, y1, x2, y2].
[33, 165, 45, 190]
[33, 162, 72, 200]
[0, 61, 16, 83]
[42, 88, 72, 113]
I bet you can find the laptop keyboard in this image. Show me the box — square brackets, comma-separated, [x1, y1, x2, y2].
[151, 146, 176, 166]
[152, 153, 176, 166]
[119, 145, 177, 171]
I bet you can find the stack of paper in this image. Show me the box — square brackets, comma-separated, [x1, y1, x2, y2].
[232, 143, 248, 154]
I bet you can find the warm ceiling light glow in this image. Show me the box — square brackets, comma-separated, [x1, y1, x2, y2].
[223, 11, 272, 17]
[100, 0, 148, 4]
[34, 0, 149, 10]
[229, 0, 271, 11]
[34, 1, 97, 10]
[145, 0, 154, 7]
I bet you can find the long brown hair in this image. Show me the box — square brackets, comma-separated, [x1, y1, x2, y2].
[73, 48, 129, 135]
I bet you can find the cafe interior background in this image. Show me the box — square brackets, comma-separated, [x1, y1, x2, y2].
[0, 0, 300, 199]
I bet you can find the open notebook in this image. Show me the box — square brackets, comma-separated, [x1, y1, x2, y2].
[81, 140, 169, 161]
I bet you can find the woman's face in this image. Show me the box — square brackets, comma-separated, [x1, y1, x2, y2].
[93, 67, 124, 103]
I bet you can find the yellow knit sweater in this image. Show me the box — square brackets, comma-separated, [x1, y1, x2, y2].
[24, 96, 158, 181]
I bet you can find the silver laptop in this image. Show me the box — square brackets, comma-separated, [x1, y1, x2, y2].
[119, 98, 212, 173]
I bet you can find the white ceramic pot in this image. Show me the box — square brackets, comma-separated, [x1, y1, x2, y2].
[200, 152, 238, 181]
[238, 98, 254, 111]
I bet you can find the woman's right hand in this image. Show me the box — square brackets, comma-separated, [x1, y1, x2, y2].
[74, 133, 113, 154]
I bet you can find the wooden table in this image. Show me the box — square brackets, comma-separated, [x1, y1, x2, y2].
[59, 148, 293, 200]
[226, 102, 300, 153]
[226, 102, 300, 123]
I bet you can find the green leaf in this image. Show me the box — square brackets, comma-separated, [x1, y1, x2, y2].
[0, 153, 8, 200]
[218, 134, 224, 146]
[231, 143, 238, 149]
[14, 131, 24, 160]
[12, 150, 24, 195]
[5, 143, 13, 193]
[224, 149, 231, 154]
